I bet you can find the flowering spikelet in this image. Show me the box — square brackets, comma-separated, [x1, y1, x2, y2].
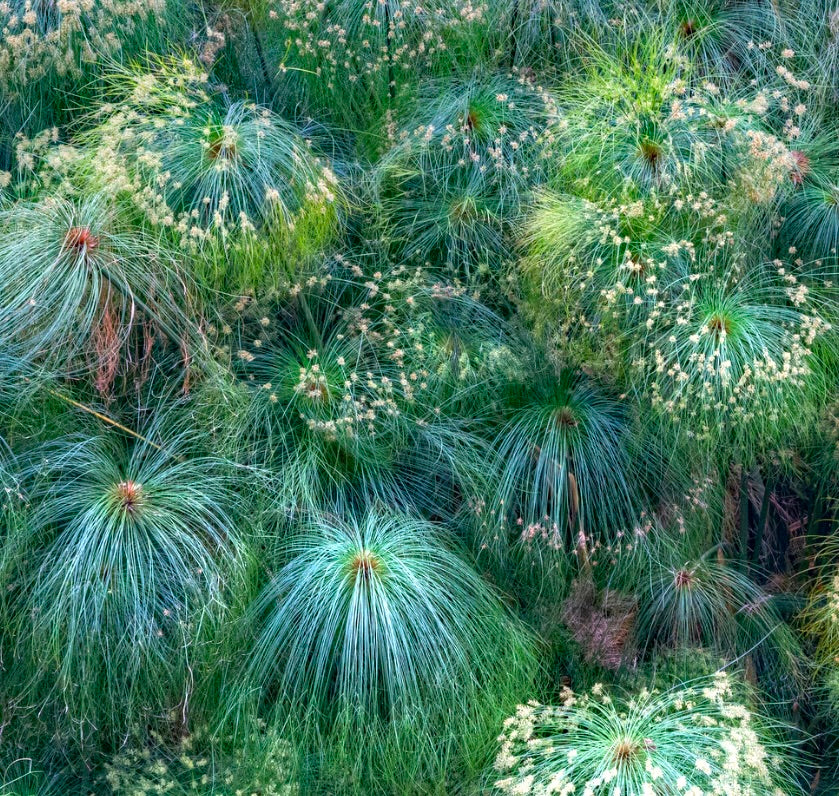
[493, 673, 794, 796]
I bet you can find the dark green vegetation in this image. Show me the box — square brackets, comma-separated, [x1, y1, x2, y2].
[0, 1, 837, 794]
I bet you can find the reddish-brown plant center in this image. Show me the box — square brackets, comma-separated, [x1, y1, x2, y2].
[305, 378, 329, 402]
[464, 107, 480, 131]
[680, 19, 698, 38]
[613, 738, 641, 764]
[640, 140, 662, 166]
[789, 150, 811, 186]
[115, 480, 144, 515]
[349, 549, 383, 579]
[674, 568, 695, 589]
[208, 137, 236, 160]
[64, 226, 100, 253]
[556, 406, 578, 428]
[708, 314, 733, 338]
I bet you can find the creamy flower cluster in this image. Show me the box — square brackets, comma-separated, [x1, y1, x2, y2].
[271, 0, 487, 95]
[22, 59, 338, 252]
[0, 0, 166, 92]
[101, 725, 298, 795]
[494, 672, 789, 796]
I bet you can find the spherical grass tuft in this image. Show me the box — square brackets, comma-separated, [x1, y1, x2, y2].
[241, 509, 538, 793]
[492, 672, 800, 795]
[0, 193, 188, 376]
[4, 421, 248, 744]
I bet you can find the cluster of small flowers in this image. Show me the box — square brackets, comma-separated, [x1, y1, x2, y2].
[826, 575, 839, 627]
[475, 502, 609, 561]
[557, 165, 794, 327]
[198, 21, 227, 68]
[519, 517, 565, 551]
[0, 0, 167, 93]
[642, 334, 819, 438]
[558, 186, 829, 431]
[271, 0, 487, 94]
[340, 257, 519, 389]
[232, 257, 485, 444]
[662, 473, 714, 526]
[296, 352, 403, 441]
[100, 725, 298, 795]
[734, 128, 799, 205]
[396, 73, 560, 188]
[10, 125, 62, 179]
[1, 479, 26, 516]
[493, 672, 788, 796]
[686, 474, 716, 510]
[741, 43, 812, 141]
[344, 266, 443, 397]
[39, 60, 340, 250]
[566, 59, 808, 208]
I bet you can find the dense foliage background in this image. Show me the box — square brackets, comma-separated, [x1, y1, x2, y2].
[0, 0, 837, 793]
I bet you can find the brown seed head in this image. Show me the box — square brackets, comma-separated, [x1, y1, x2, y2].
[789, 150, 811, 186]
[612, 738, 641, 765]
[556, 406, 578, 428]
[114, 480, 144, 515]
[64, 226, 100, 254]
[349, 548, 383, 580]
[680, 19, 698, 38]
[208, 136, 237, 160]
[674, 568, 695, 589]
[707, 313, 733, 338]
[639, 139, 662, 167]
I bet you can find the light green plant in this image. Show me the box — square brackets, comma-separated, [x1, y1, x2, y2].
[241, 509, 537, 792]
[377, 73, 558, 279]
[492, 672, 799, 795]
[264, 0, 493, 129]
[98, 725, 299, 795]
[0, 193, 188, 376]
[74, 58, 339, 292]
[0, 0, 178, 134]
[4, 420, 247, 742]
[0, 0, 835, 788]
[636, 264, 830, 461]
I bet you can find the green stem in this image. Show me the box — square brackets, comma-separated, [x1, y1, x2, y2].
[806, 482, 825, 545]
[298, 292, 324, 350]
[252, 26, 274, 91]
[699, 542, 725, 562]
[47, 389, 163, 452]
[739, 467, 750, 566]
[752, 474, 774, 566]
[509, 0, 520, 67]
[385, 4, 395, 101]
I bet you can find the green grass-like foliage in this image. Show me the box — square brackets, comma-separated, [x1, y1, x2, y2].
[492, 672, 797, 795]
[636, 552, 799, 677]
[377, 74, 558, 278]
[98, 726, 298, 795]
[0, 194, 185, 374]
[0, 0, 836, 790]
[265, 0, 491, 129]
[492, 369, 640, 555]
[4, 425, 245, 740]
[0, 0, 178, 136]
[243, 510, 536, 790]
[79, 58, 338, 290]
